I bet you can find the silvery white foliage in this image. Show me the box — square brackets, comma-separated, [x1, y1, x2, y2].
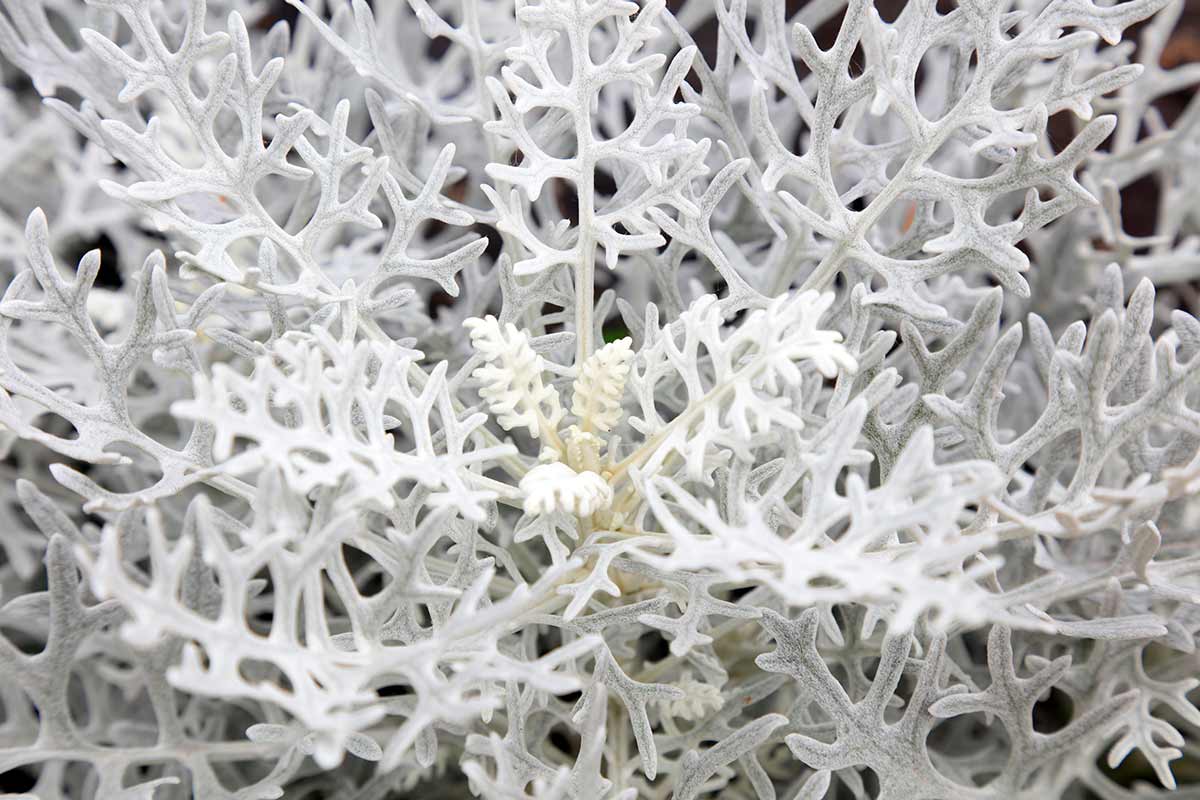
[570, 335, 632, 434]
[0, 0, 1199, 798]
[174, 322, 514, 519]
[465, 314, 565, 440]
[624, 291, 854, 479]
[640, 417, 1013, 632]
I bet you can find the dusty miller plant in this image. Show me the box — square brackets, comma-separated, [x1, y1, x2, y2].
[0, 0, 1198, 796]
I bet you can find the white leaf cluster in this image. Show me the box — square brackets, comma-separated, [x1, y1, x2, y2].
[466, 314, 565, 439]
[0, 0, 1197, 798]
[571, 336, 633, 434]
[521, 459, 613, 516]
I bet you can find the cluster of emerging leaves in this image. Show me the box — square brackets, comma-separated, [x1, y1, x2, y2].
[0, 0, 1199, 797]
